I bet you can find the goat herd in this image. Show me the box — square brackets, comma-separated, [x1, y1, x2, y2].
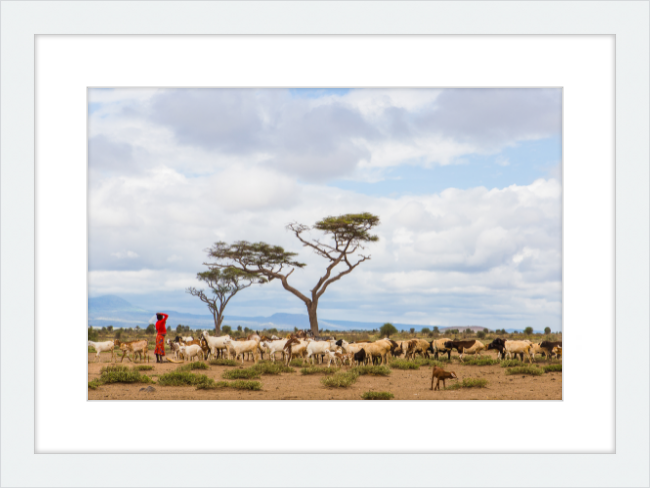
[89, 330, 562, 369]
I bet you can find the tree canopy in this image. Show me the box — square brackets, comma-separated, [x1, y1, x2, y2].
[380, 323, 398, 337]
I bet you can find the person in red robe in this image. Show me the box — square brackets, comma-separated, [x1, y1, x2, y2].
[154, 313, 168, 363]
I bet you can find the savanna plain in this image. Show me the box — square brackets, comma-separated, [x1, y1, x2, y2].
[88, 331, 562, 401]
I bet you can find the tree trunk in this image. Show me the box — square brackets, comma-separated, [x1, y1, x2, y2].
[307, 304, 319, 335]
[213, 314, 224, 335]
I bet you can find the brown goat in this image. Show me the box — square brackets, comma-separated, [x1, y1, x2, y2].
[430, 366, 458, 390]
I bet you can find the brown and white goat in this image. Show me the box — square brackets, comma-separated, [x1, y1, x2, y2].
[430, 366, 458, 390]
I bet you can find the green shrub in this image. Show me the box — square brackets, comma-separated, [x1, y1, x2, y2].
[100, 364, 129, 374]
[176, 361, 209, 372]
[209, 358, 238, 367]
[443, 378, 488, 390]
[228, 380, 262, 391]
[97, 364, 153, 385]
[196, 380, 262, 391]
[500, 360, 524, 368]
[88, 380, 102, 390]
[389, 360, 420, 370]
[196, 381, 230, 390]
[543, 364, 562, 373]
[222, 368, 260, 380]
[300, 366, 340, 375]
[321, 371, 359, 388]
[133, 365, 154, 371]
[505, 366, 544, 376]
[380, 323, 398, 337]
[157, 371, 214, 386]
[461, 357, 499, 366]
[459, 378, 488, 388]
[351, 365, 391, 376]
[413, 357, 449, 367]
[251, 361, 295, 375]
[289, 359, 305, 368]
[361, 391, 394, 400]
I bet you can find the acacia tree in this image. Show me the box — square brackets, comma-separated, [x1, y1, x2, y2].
[205, 213, 380, 334]
[186, 267, 265, 335]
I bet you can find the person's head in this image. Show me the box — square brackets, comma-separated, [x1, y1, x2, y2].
[156, 313, 163, 321]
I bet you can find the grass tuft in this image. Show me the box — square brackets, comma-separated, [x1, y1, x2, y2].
[289, 359, 306, 368]
[500, 360, 525, 368]
[460, 357, 499, 366]
[97, 364, 153, 385]
[351, 365, 391, 376]
[251, 361, 295, 375]
[413, 357, 448, 367]
[157, 370, 214, 386]
[505, 366, 544, 376]
[389, 359, 420, 370]
[443, 378, 488, 390]
[196, 380, 262, 391]
[222, 368, 261, 380]
[88, 380, 102, 390]
[543, 364, 562, 373]
[300, 366, 340, 375]
[209, 358, 238, 367]
[228, 380, 263, 390]
[196, 381, 230, 390]
[176, 361, 209, 372]
[100, 364, 129, 374]
[133, 365, 154, 371]
[321, 370, 360, 388]
[361, 391, 394, 400]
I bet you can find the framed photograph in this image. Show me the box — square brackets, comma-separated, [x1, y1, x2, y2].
[2, 1, 648, 487]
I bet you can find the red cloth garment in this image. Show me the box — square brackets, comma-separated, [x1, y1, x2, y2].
[155, 313, 168, 335]
[154, 313, 168, 356]
[155, 333, 165, 356]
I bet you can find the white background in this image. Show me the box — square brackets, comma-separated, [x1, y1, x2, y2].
[35, 35, 614, 453]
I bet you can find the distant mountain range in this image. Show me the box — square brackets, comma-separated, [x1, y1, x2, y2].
[88, 295, 545, 333]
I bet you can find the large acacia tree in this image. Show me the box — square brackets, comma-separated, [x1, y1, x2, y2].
[186, 267, 265, 334]
[205, 213, 380, 334]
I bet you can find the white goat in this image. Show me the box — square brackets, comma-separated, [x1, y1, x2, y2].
[224, 339, 258, 364]
[260, 339, 289, 362]
[323, 349, 352, 367]
[306, 339, 337, 365]
[201, 331, 231, 358]
[88, 340, 115, 363]
[179, 344, 204, 362]
[166, 339, 182, 359]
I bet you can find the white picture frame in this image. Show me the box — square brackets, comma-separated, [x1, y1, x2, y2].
[2, 2, 648, 487]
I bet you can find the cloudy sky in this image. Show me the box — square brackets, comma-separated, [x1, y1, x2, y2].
[88, 88, 562, 329]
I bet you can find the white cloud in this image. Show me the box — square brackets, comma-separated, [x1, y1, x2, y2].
[110, 251, 139, 259]
[88, 88, 561, 184]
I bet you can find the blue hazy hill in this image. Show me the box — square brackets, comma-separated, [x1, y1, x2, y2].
[87, 295, 554, 333]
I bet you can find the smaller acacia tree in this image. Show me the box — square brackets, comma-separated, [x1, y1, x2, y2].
[380, 323, 398, 337]
[187, 267, 265, 335]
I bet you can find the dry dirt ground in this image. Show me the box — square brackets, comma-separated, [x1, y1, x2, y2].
[88, 352, 562, 401]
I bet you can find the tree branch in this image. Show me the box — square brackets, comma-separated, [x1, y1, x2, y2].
[316, 254, 369, 299]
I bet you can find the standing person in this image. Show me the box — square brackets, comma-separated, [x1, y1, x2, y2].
[154, 312, 169, 363]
